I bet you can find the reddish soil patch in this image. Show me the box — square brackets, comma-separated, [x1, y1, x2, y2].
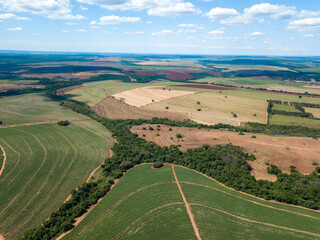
[172, 84, 236, 91]
[123, 69, 221, 80]
[131, 125, 320, 181]
[92, 96, 188, 121]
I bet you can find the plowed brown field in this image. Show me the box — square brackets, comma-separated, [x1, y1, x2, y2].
[131, 125, 320, 181]
[92, 97, 188, 120]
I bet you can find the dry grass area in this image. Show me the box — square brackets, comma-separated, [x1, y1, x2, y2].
[92, 97, 188, 121]
[112, 86, 195, 107]
[305, 107, 320, 118]
[131, 125, 320, 181]
[21, 71, 120, 80]
[264, 85, 320, 95]
[142, 92, 267, 126]
[0, 83, 44, 92]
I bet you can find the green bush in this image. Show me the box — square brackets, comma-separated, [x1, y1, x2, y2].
[153, 162, 164, 168]
[57, 120, 70, 126]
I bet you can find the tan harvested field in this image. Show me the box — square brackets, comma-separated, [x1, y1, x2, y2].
[0, 83, 44, 92]
[112, 86, 195, 107]
[305, 108, 320, 118]
[131, 125, 320, 181]
[142, 91, 267, 126]
[265, 85, 320, 95]
[92, 97, 188, 121]
[22, 71, 120, 80]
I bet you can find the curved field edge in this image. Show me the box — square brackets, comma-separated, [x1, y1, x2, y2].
[0, 120, 114, 239]
[61, 164, 320, 240]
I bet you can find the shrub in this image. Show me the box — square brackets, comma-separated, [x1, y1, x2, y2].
[239, 132, 244, 135]
[169, 128, 173, 131]
[233, 113, 237, 118]
[120, 161, 133, 170]
[312, 160, 319, 166]
[149, 126, 154, 131]
[165, 106, 169, 109]
[156, 134, 160, 136]
[0, 120, 3, 125]
[290, 165, 297, 173]
[57, 120, 70, 126]
[197, 101, 201, 105]
[316, 166, 320, 173]
[176, 133, 183, 139]
[142, 127, 146, 130]
[251, 135, 256, 138]
[197, 109, 201, 111]
[153, 162, 164, 168]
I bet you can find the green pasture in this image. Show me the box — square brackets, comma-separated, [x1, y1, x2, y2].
[0, 93, 88, 125]
[269, 115, 320, 128]
[0, 121, 114, 239]
[61, 164, 320, 240]
[272, 104, 300, 112]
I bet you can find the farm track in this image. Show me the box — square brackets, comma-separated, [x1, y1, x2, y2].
[66, 181, 175, 239]
[0, 138, 21, 184]
[0, 145, 6, 176]
[11, 127, 78, 236]
[0, 129, 48, 222]
[190, 203, 320, 238]
[171, 165, 201, 240]
[112, 202, 185, 240]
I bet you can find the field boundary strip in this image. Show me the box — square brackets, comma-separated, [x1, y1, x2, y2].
[0, 144, 6, 176]
[0, 119, 88, 129]
[61, 180, 176, 239]
[0, 138, 20, 184]
[11, 126, 79, 236]
[181, 182, 320, 220]
[171, 165, 202, 240]
[190, 203, 320, 238]
[112, 202, 185, 240]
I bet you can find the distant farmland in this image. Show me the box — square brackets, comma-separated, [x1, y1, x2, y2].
[61, 164, 320, 240]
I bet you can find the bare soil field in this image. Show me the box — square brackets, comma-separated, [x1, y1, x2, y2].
[305, 107, 320, 118]
[123, 70, 221, 80]
[112, 86, 195, 107]
[22, 71, 120, 81]
[131, 125, 320, 181]
[92, 97, 188, 121]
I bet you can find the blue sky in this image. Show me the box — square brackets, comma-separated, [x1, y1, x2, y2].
[0, 0, 320, 55]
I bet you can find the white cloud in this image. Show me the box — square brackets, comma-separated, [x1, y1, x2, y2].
[0, 0, 85, 20]
[0, 13, 29, 20]
[304, 34, 314, 38]
[65, 22, 78, 25]
[7, 26, 22, 31]
[299, 10, 320, 18]
[205, 7, 239, 20]
[177, 28, 196, 34]
[244, 3, 297, 19]
[91, 15, 141, 25]
[288, 17, 320, 31]
[75, 29, 86, 32]
[146, 21, 152, 24]
[178, 23, 204, 29]
[62, 30, 70, 32]
[80, 5, 88, 10]
[208, 30, 224, 35]
[151, 29, 173, 36]
[250, 31, 265, 36]
[33, 33, 40, 36]
[125, 31, 145, 35]
[148, 2, 201, 17]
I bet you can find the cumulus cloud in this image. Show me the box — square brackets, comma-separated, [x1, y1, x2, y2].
[91, 15, 141, 25]
[288, 17, 320, 31]
[125, 31, 145, 35]
[178, 23, 204, 29]
[0, 0, 85, 20]
[0, 13, 29, 20]
[208, 30, 224, 35]
[75, 28, 86, 32]
[304, 34, 314, 38]
[148, 2, 201, 17]
[205, 7, 239, 20]
[151, 29, 174, 36]
[7, 26, 22, 31]
[244, 3, 297, 19]
[250, 32, 265, 36]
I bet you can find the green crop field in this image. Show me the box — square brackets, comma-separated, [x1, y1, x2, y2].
[269, 115, 320, 128]
[0, 93, 89, 125]
[61, 164, 320, 240]
[272, 104, 300, 112]
[68, 80, 183, 106]
[0, 121, 114, 239]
